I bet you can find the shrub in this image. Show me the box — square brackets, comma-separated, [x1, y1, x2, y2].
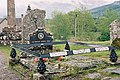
[97, 32, 110, 41]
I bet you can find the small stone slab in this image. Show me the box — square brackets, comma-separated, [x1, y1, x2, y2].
[108, 60, 120, 66]
[103, 68, 117, 72]
[63, 56, 102, 69]
[111, 69, 120, 75]
[85, 73, 101, 79]
[33, 73, 49, 80]
[70, 56, 90, 61]
[103, 68, 120, 75]
[46, 68, 65, 74]
[101, 77, 112, 80]
[110, 78, 120, 80]
[63, 60, 94, 69]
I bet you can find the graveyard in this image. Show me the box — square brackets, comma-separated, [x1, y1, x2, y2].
[0, 0, 120, 80]
[0, 41, 120, 80]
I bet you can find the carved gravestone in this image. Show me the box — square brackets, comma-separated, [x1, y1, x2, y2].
[110, 20, 120, 49]
[22, 9, 46, 43]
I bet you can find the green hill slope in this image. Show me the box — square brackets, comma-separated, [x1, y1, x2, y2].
[90, 1, 120, 18]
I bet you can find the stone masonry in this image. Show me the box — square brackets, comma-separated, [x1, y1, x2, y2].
[22, 9, 46, 43]
[109, 19, 120, 48]
[7, 0, 16, 28]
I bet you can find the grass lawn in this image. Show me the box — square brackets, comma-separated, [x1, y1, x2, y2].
[0, 41, 119, 60]
[0, 45, 11, 53]
[80, 41, 110, 46]
[0, 45, 20, 60]
[81, 50, 120, 61]
[53, 44, 91, 51]
[0, 45, 11, 60]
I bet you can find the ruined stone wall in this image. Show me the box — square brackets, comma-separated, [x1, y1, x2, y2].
[22, 9, 46, 43]
[110, 20, 120, 48]
[0, 20, 7, 32]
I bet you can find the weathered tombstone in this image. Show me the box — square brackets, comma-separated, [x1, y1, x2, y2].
[22, 9, 46, 43]
[110, 19, 120, 49]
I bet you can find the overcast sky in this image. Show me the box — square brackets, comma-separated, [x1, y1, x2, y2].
[0, 0, 117, 18]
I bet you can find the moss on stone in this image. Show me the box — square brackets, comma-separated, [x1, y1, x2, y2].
[112, 38, 120, 49]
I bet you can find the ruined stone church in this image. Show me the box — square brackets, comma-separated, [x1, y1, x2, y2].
[0, 0, 21, 32]
[0, 0, 46, 43]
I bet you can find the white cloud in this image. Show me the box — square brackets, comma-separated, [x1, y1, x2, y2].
[0, 0, 118, 18]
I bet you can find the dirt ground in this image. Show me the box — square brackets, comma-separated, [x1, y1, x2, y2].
[0, 51, 21, 80]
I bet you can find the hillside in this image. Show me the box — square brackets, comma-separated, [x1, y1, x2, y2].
[90, 1, 120, 18]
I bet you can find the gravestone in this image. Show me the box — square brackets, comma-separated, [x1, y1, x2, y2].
[110, 20, 120, 49]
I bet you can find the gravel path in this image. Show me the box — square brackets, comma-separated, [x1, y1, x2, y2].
[0, 52, 21, 80]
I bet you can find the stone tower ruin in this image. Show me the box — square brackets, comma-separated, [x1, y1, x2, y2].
[7, 0, 16, 28]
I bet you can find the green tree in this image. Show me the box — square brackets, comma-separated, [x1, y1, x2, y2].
[96, 9, 118, 32]
[49, 11, 71, 40]
[95, 9, 119, 41]
[67, 10, 95, 40]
